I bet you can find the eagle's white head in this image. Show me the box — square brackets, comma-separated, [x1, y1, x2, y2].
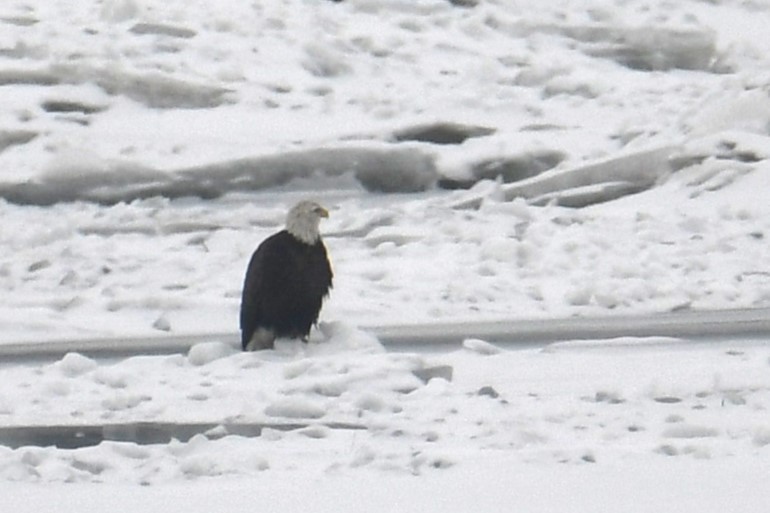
[286, 200, 329, 245]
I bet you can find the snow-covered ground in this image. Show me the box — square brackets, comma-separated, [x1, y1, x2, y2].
[1, 332, 770, 511]
[1, 0, 770, 510]
[5, 168, 770, 343]
[1, 0, 770, 342]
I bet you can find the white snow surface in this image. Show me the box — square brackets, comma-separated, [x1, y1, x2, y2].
[1, 0, 770, 510]
[2, 329, 770, 511]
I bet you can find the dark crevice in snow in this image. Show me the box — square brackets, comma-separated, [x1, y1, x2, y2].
[41, 99, 108, 115]
[392, 122, 496, 145]
[0, 16, 39, 27]
[129, 22, 197, 39]
[446, 0, 479, 7]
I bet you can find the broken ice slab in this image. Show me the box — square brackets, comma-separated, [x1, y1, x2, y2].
[529, 180, 648, 208]
[508, 22, 717, 72]
[454, 145, 676, 209]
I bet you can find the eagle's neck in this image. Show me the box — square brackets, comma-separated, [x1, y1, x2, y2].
[286, 216, 320, 245]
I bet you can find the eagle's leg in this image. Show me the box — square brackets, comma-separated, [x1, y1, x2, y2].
[245, 327, 276, 351]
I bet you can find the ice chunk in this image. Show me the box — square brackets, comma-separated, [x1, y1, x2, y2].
[57, 352, 98, 377]
[264, 398, 326, 419]
[316, 321, 385, 355]
[365, 226, 426, 247]
[463, 338, 503, 355]
[54, 64, 232, 109]
[187, 342, 238, 366]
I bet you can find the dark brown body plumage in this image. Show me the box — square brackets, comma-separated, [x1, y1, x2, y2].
[240, 230, 333, 350]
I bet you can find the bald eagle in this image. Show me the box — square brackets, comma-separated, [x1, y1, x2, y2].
[240, 200, 333, 351]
